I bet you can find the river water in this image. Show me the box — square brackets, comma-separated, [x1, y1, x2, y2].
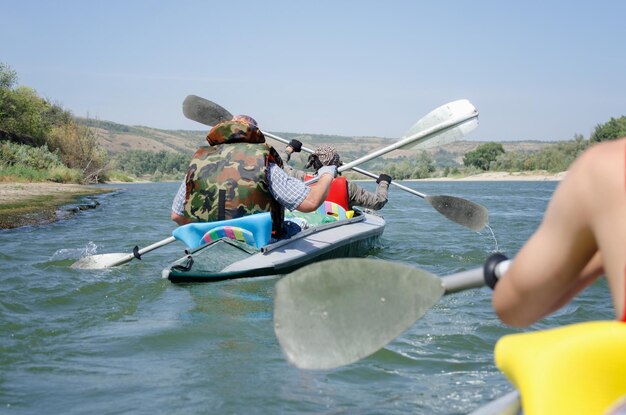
[0, 181, 612, 414]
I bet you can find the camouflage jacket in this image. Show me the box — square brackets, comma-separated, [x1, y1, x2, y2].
[183, 121, 284, 230]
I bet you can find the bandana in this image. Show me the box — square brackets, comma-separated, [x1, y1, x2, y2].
[313, 145, 341, 167]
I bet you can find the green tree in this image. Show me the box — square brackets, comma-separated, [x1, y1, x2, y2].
[0, 86, 50, 143]
[491, 137, 590, 173]
[0, 62, 70, 146]
[463, 142, 505, 171]
[411, 151, 435, 178]
[590, 116, 626, 142]
[113, 150, 189, 177]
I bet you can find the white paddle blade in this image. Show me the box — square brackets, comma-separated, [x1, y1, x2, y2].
[71, 253, 133, 269]
[402, 99, 478, 150]
[414, 117, 478, 150]
[273, 258, 445, 370]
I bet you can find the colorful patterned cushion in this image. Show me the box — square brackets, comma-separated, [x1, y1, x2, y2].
[201, 226, 256, 247]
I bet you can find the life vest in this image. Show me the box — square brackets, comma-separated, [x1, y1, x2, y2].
[183, 121, 284, 234]
[304, 174, 349, 211]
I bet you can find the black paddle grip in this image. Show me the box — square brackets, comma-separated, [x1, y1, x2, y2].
[484, 252, 508, 290]
[133, 246, 141, 260]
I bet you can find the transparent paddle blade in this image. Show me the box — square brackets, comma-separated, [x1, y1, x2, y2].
[274, 258, 445, 370]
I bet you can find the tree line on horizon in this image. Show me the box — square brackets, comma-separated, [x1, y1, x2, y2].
[1, 61, 625, 184]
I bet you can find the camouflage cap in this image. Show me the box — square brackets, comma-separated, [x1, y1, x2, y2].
[313, 145, 341, 167]
[206, 120, 265, 146]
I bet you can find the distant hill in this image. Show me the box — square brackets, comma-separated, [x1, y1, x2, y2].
[77, 117, 558, 166]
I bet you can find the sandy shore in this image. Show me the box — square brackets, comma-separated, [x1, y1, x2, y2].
[0, 183, 104, 204]
[413, 171, 567, 182]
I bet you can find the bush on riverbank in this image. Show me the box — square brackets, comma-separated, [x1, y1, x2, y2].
[0, 141, 85, 183]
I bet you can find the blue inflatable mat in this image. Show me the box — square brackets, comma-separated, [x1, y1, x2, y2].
[172, 213, 272, 249]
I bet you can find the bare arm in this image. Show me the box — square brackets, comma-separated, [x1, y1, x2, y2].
[268, 163, 336, 213]
[296, 173, 334, 212]
[171, 212, 192, 226]
[493, 138, 625, 326]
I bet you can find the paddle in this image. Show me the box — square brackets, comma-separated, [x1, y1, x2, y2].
[182, 95, 488, 231]
[273, 256, 511, 370]
[71, 236, 177, 269]
[265, 134, 486, 231]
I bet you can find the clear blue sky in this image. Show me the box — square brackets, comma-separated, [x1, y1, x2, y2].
[3, 1, 625, 141]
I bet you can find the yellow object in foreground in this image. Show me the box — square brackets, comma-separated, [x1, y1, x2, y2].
[495, 321, 626, 414]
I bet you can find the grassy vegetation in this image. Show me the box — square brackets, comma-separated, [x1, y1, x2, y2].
[0, 141, 89, 183]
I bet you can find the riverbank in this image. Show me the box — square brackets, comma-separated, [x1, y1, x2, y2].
[0, 182, 115, 229]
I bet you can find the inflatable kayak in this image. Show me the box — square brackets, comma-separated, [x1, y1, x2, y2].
[469, 320, 626, 415]
[162, 203, 385, 283]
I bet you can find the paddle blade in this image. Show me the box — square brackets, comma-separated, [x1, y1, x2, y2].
[401, 99, 478, 150]
[273, 258, 445, 370]
[182, 95, 233, 126]
[71, 253, 134, 269]
[415, 117, 478, 150]
[426, 195, 489, 232]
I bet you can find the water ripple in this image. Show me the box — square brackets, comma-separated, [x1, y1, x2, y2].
[1, 181, 614, 414]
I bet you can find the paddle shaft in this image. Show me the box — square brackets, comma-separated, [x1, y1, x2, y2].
[268, 129, 489, 233]
[272, 130, 488, 232]
[107, 236, 177, 267]
[442, 259, 510, 293]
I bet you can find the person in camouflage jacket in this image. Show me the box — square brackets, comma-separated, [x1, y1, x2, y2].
[171, 116, 338, 236]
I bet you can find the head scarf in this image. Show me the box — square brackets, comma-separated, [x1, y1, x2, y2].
[313, 145, 341, 167]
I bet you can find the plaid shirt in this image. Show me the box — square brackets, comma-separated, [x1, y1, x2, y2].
[171, 163, 310, 215]
[171, 180, 187, 215]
